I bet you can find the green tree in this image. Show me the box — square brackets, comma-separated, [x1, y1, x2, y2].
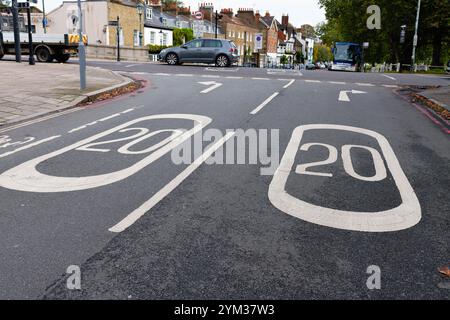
[313, 44, 332, 62]
[173, 28, 193, 46]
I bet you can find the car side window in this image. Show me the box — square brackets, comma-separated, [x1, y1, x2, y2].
[186, 40, 203, 48]
[203, 40, 222, 48]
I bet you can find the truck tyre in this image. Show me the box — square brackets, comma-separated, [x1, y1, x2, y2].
[35, 47, 53, 63]
[55, 54, 70, 63]
[0, 53, 3, 60]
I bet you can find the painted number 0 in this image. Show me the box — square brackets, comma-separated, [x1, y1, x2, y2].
[295, 143, 387, 182]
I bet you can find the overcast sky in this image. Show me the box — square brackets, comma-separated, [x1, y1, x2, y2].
[38, 0, 326, 27]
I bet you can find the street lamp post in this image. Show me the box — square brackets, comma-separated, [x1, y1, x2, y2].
[26, 0, 34, 65]
[42, 0, 47, 33]
[411, 0, 421, 72]
[137, 3, 144, 47]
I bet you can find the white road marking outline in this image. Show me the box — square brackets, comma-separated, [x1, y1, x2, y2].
[199, 81, 223, 94]
[283, 79, 296, 89]
[109, 131, 236, 233]
[268, 124, 421, 232]
[0, 135, 61, 159]
[250, 92, 280, 115]
[0, 114, 212, 192]
[382, 74, 397, 81]
[338, 90, 367, 102]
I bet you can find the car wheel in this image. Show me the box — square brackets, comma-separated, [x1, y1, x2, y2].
[55, 54, 70, 63]
[35, 47, 53, 62]
[216, 55, 229, 67]
[166, 53, 178, 65]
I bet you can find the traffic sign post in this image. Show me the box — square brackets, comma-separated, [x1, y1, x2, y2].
[25, 0, 35, 65]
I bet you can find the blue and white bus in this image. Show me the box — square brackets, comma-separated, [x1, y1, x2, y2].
[330, 42, 362, 72]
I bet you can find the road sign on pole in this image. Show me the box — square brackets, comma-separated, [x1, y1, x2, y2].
[194, 11, 203, 20]
[77, 0, 86, 89]
[255, 33, 263, 50]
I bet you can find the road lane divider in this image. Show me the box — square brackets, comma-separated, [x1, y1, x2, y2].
[250, 92, 280, 115]
[283, 79, 296, 89]
[109, 131, 236, 233]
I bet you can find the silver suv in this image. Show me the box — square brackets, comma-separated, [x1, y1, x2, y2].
[158, 39, 240, 67]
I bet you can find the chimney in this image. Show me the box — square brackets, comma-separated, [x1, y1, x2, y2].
[148, 0, 161, 7]
[282, 14, 289, 27]
[236, 8, 256, 26]
[220, 8, 233, 18]
[265, 11, 270, 17]
[199, 2, 214, 21]
[255, 11, 260, 24]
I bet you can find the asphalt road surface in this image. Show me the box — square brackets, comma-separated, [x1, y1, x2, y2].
[0, 61, 449, 299]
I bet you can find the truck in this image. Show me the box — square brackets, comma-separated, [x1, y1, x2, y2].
[0, 30, 87, 63]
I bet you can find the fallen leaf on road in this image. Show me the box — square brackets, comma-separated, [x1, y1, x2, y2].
[438, 266, 450, 277]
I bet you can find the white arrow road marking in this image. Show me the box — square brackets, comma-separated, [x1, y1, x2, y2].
[199, 81, 223, 94]
[338, 90, 367, 102]
[109, 131, 236, 233]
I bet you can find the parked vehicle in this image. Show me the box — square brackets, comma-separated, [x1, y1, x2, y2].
[159, 38, 240, 67]
[446, 60, 450, 74]
[0, 31, 86, 63]
[305, 62, 316, 70]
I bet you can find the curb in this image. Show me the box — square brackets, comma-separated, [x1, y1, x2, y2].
[0, 70, 137, 129]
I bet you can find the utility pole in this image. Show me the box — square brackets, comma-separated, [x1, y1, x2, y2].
[411, 0, 421, 72]
[77, 0, 86, 89]
[26, 0, 34, 65]
[116, 16, 120, 62]
[214, 10, 218, 39]
[42, 0, 47, 33]
[11, 0, 21, 62]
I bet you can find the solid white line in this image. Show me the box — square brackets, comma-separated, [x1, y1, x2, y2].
[382, 74, 396, 81]
[109, 131, 236, 233]
[252, 77, 270, 80]
[0, 135, 61, 159]
[250, 92, 279, 115]
[283, 79, 295, 89]
[305, 80, 321, 83]
[0, 108, 80, 134]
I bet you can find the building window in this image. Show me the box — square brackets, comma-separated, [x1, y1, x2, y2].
[162, 33, 168, 46]
[150, 31, 155, 44]
[133, 30, 139, 46]
[146, 8, 153, 20]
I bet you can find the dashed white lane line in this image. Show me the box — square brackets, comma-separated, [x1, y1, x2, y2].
[125, 64, 139, 68]
[305, 80, 321, 83]
[108, 131, 236, 233]
[98, 113, 121, 122]
[382, 74, 397, 81]
[328, 81, 347, 85]
[0, 135, 61, 159]
[153, 73, 171, 76]
[250, 92, 280, 115]
[175, 74, 194, 77]
[68, 108, 135, 133]
[201, 75, 220, 78]
[283, 79, 296, 89]
[252, 77, 271, 81]
[382, 84, 399, 88]
[225, 76, 244, 79]
[355, 82, 375, 87]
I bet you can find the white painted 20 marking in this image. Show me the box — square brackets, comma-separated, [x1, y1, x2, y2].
[269, 124, 421, 233]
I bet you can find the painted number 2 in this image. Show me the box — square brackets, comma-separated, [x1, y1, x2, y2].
[295, 143, 387, 182]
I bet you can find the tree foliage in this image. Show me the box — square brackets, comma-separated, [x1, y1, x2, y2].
[173, 28, 193, 46]
[313, 44, 332, 62]
[317, 0, 450, 65]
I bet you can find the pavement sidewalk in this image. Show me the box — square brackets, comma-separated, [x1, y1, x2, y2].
[414, 85, 450, 122]
[0, 61, 132, 127]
